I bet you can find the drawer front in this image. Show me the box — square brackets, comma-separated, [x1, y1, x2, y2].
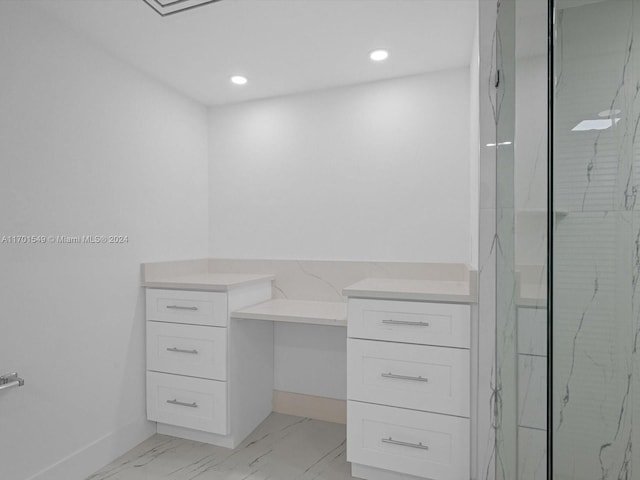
[146, 288, 228, 327]
[347, 401, 469, 480]
[147, 321, 227, 380]
[347, 339, 470, 417]
[147, 371, 228, 434]
[348, 298, 470, 348]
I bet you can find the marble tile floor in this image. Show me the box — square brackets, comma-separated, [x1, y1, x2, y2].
[86, 413, 355, 480]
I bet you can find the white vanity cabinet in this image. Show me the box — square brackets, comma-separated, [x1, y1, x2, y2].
[144, 276, 273, 449]
[345, 293, 472, 480]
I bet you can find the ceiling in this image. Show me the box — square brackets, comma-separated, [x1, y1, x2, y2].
[35, 0, 478, 106]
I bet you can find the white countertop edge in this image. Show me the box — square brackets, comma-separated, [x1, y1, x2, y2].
[232, 311, 347, 327]
[342, 277, 477, 304]
[341, 289, 476, 304]
[142, 274, 275, 292]
[231, 299, 348, 327]
[142, 281, 233, 292]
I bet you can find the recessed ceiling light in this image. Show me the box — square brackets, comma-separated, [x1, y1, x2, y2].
[230, 75, 248, 85]
[369, 49, 389, 62]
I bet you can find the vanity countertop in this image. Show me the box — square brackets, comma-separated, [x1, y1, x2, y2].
[232, 299, 347, 327]
[142, 272, 275, 292]
[342, 277, 476, 304]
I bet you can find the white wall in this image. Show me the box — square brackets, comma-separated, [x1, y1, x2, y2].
[207, 69, 472, 401]
[208, 69, 471, 264]
[0, 4, 209, 480]
[0, 4, 477, 476]
[274, 323, 347, 400]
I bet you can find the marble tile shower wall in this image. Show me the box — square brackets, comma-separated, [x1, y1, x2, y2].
[517, 307, 547, 480]
[553, 0, 640, 478]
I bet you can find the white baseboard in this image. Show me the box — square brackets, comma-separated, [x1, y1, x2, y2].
[26, 417, 156, 480]
[272, 390, 346, 424]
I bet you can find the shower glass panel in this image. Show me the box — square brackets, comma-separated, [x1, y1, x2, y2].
[493, 0, 548, 478]
[495, 0, 518, 478]
[552, 0, 638, 478]
[513, 1, 549, 479]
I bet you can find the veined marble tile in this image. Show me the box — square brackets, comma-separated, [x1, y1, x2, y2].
[479, 146, 497, 211]
[554, 2, 634, 214]
[517, 307, 547, 357]
[86, 413, 353, 480]
[518, 427, 546, 480]
[496, 203, 518, 480]
[518, 355, 547, 430]
[477, 207, 497, 480]
[553, 210, 634, 479]
[515, 212, 548, 272]
[633, 212, 640, 480]
[514, 53, 547, 218]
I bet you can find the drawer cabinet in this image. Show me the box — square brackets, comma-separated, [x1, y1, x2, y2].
[145, 281, 273, 449]
[346, 295, 472, 480]
[347, 338, 470, 417]
[147, 321, 227, 380]
[348, 298, 470, 348]
[348, 401, 470, 480]
[146, 289, 228, 326]
[147, 371, 228, 434]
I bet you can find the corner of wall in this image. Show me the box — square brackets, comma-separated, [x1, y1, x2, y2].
[26, 419, 156, 480]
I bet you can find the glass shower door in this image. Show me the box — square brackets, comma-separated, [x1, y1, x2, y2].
[486, 0, 549, 478]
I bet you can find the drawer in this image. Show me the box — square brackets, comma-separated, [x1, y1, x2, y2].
[347, 339, 469, 417]
[147, 321, 227, 380]
[147, 371, 228, 434]
[347, 401, 469, 480]
[348, 298, 470, 348]
[146, 288, 227, 327]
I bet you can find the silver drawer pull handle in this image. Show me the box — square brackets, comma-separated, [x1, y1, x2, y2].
[0, 372, 24, 392]
[166, 347, 198, 354]
[167, 399, 198, 408]
[382, 319, 429, 327]
[166, 305, 198, 311]
[381, 372, 428, 382]
[382, 437, 429, 450]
